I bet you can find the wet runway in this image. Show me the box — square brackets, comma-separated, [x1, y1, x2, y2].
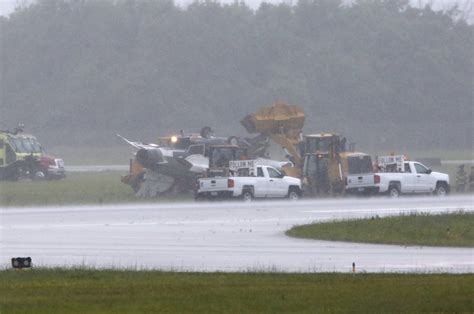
[1, 195, 473, 272]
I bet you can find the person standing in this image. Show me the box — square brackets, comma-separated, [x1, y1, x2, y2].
[455, 164, 467, 193]
[468, 166, 474, 192]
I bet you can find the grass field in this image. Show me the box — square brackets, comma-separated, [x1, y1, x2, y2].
[286, 212, 474, 247]
[0, 270, 472, 313]
[50, 145, 134, 165]
[0, 172, 191, 207]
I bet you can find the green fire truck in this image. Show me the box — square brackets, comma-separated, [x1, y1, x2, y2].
[0, 125, 65, 180]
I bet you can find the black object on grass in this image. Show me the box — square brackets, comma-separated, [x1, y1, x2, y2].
[11, 257, 32, 269]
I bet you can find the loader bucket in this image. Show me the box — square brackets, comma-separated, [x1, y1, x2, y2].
[241, 102, 305, 134]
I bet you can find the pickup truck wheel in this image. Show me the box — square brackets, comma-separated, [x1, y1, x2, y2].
[242, 190, 253, 202]
[388, 185, 400, 198]
[435, 184, 447, 197]
[288, 189, 299, 201]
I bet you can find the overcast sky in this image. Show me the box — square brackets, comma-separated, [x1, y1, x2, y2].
[1, 0, 472, 21]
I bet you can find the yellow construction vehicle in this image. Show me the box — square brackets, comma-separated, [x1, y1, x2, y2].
[302, 133, 375, 196]
[0, 125, 65, 180]
[241, 102, 305, 178]
[121, 102, 371, 198]
[242, 103, 372, 197]
[302, 133, 346, 195]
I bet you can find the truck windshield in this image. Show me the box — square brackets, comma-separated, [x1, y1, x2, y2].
[306, 138, 330, 153]
[9, 138, 43, 154]
[348, 155, 373, 174]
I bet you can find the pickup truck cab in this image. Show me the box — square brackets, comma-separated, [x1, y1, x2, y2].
[196, 161, 302, 201]
[375, 159, 450, 197]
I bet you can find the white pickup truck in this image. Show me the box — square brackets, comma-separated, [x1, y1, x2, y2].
[196, 160, 302, 201]
[374, 158, 450, 197]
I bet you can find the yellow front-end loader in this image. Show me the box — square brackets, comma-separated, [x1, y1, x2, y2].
[242, 103, 366, 197]
[241, 102, 305, 178]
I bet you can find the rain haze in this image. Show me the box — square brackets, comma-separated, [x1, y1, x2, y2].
[0, 0, 472, 152]
[0, 0, 473, 312]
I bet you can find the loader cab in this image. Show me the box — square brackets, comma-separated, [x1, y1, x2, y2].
[206, 145, 248, 177]
[303, 152, 330, 195]
[302, 134, 352, 196]
[304, 133, 346, 156]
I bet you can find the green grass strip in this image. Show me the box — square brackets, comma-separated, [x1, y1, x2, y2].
[286, 211, 474, 247]
[0, 172, 191, 207]
[0, 270, 473, 313]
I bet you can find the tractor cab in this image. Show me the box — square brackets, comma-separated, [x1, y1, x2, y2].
[302, 133, 348, 196]
[304, 133, 346, 156]
[206, 145, 248, 177]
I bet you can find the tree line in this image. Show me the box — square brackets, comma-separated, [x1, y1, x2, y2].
[1, 0, 472, 151]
